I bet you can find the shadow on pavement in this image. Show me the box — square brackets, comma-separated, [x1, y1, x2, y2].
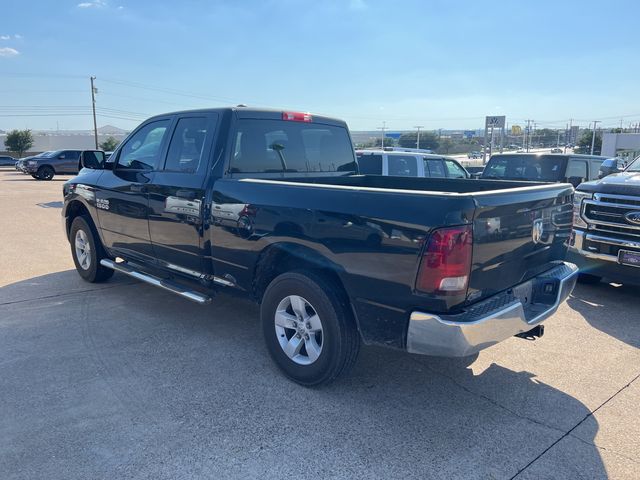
[0, 270, 606, 479]
[567, 282, 640, 349]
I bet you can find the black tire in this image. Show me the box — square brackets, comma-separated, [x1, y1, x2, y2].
[577, 273, 602, 285]
[261, 271, 360, 386]
[69, 216, 114, 283]
[30, 174, 39, 179]
[37, 165, 55, 181]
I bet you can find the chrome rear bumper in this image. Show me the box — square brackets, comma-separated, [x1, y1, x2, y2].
[406, 262, 578, 357]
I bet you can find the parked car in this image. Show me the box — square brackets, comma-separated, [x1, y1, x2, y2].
[356, 150, 470, 178]
[0, 155, 17, 166]
[468, 151, 482, 159]
[16, 151, 54, 172]
[550, 148, 563, 153]
[62, 107, 577, 386]
[22, 149, 84, 180]
[568, 155, 640, 286]
[481, 153, 613, 187]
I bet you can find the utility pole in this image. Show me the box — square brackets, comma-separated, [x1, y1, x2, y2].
[525, 119, 533, 152]
[377, 121, 387, 149]
[90, 76, 98, 149]
[414, 125, 424, 150]
[590, 121, 600, 155]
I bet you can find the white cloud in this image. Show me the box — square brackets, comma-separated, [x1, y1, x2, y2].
[0, 47, 19, 57]
[78, 0, 106, 8]
[0, 35, 10, 40]
[14, 34, 22, 39]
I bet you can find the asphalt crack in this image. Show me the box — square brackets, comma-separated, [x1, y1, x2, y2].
[409, 356, 568, 436]
[0, 281, 136, 307]
[510, 370, 640, 479]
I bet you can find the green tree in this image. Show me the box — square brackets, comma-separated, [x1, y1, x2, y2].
[439, 138, 454, 154]
[576, 130, 602, 155]
[99, 136, 120, 151]
[4, 129, 34, 158]
[364, 136, 395, 148]
[398, 131, 439, 150]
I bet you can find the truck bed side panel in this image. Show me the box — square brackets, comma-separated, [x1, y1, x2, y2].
[208, 178, 476, 347]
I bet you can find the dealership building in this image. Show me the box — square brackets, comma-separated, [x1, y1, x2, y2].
[0, 126, 129, 157]
[601, 133, 640, 163]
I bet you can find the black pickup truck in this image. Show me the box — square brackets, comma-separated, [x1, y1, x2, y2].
[569, 155, 640, 285]
[62, 107, 578, 385]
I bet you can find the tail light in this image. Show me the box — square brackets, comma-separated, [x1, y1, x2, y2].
[416, 225, 473, 295]
[282, 111, 312, 122]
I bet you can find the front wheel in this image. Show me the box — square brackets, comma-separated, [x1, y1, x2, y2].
[70, 216, 114, 283]
[261, 271, 360, 386]
[37, 165, 55, 181]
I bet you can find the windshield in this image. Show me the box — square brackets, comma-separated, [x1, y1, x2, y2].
[39, 150, 62, 158]
[483, 154, 567, 181]
[627, 156, 640, 172]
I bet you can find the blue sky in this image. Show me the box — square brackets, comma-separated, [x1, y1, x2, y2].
[1, 0, 638, 132]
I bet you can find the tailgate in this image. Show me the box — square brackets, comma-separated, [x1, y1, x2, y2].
[467, 183, 574, 303]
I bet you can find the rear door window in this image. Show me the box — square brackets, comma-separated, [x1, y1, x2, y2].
[357, 154, 383, 174]
[387, 155, 418, 176]
[230, 120, 356, 174]
[424, 158, 446, 178]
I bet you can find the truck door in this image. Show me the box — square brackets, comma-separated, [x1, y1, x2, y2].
[57, 150, 80, 174]
[146, 114, 218, 274]
[96, 118, 172, 262]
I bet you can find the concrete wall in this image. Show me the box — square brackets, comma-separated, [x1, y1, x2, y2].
[1, 132, 128, 157]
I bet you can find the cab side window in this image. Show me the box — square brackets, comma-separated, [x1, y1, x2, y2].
[566, 160, 588, 180]
[164, 117, 211, 173]
[387, 155, 418, 176]
[117, 120, 171, 171]
[357, 154, 383, 174]
[65, 151, 80, 161]
[444, 159, 467, 178]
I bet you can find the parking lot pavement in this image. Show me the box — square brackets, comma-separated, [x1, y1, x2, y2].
[1, 168, 639, 479]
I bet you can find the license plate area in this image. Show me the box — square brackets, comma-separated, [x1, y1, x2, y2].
[618, 249, 640, 268]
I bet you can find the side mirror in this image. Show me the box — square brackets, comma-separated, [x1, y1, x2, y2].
[80, 150, 106, 170]
[598, 166, 617, 179]
[567, 176, 584, 188]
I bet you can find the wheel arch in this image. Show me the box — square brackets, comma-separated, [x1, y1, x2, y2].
[252, 242, 350, 307]
[64, 198, 97, 242]
[37, 163, 56, 173]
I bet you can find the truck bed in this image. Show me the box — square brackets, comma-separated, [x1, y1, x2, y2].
[237, 174, 574, 311]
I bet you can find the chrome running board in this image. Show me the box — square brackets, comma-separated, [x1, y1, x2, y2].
[100, 259, 212, 305]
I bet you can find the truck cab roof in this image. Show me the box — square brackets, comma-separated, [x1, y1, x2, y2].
[144, 107, 348, 129]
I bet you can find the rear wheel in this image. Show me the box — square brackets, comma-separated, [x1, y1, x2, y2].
[70, 216, 114, 283]
[261, 271, 360, 386]
[578, 273, 602, 284]
[37, 165, 55, 181]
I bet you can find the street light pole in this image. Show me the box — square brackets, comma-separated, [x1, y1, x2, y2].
[414, 125, 423, 150]
[377, 121, 387, 149]
[590, 120, 600, 155]
[90, 76, 98, 149]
